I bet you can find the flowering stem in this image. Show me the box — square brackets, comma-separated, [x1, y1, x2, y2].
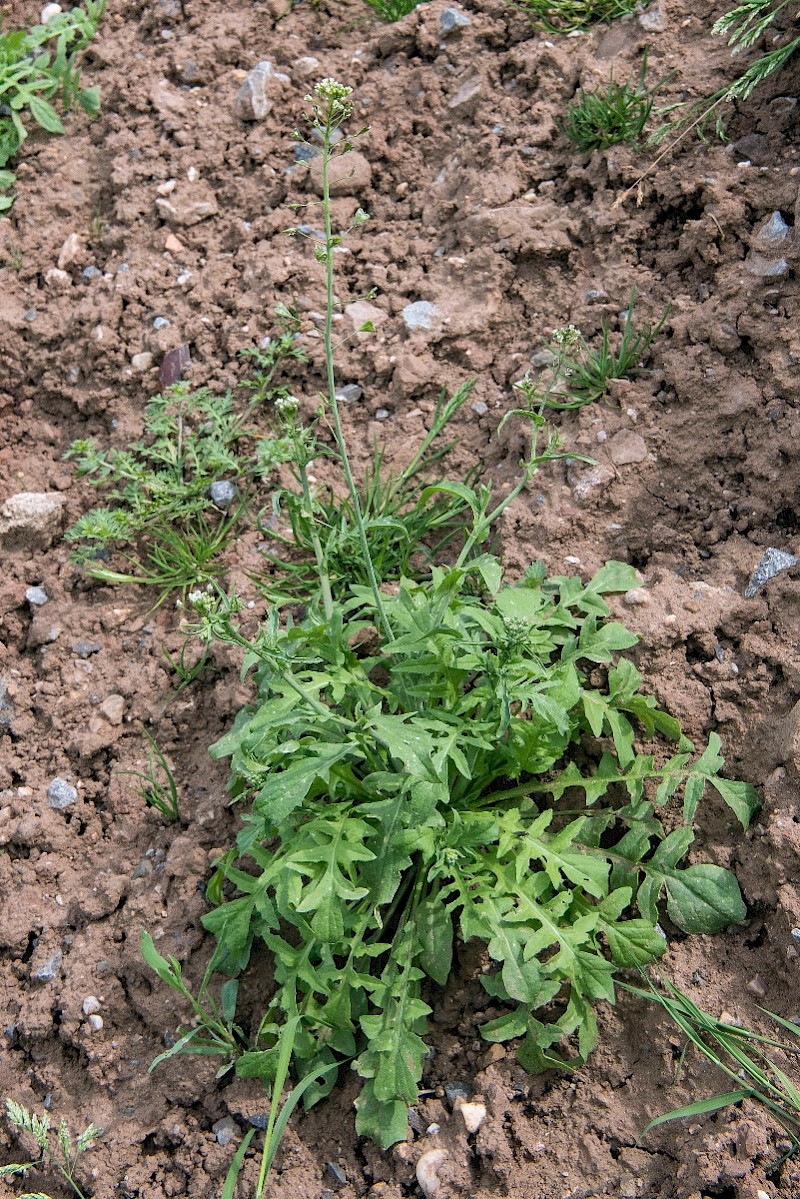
[315, 82, 393, 644]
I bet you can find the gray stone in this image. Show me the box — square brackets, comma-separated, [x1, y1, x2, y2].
[0, 678, 14, 729]
[82, 265, 102, 279]
[235, 61, 275, 121]
[756, 211, 790, 245]
[47, 778, 77, 809]
[731, 132, 771, 164]
[25, 586, 48, 606]
[33, 950, 62, 983]
[440, 7, 471, 32]
[73, 640, 101, 657]
[335, 384, 363, 404]
[133, 859, 153, 879]
[746, 253, 789, 279]
[325, 1162, 347, 1186]
[209, 480, 238, 508]
[0, 492, 66, 550]
[638, 3, 665, 30]
[402, 300, 439, 331]
[448, 75, 482, 112]
[24, 310, 37, 322]
[152, 316, 170, 330]
[444, 1080, 472, 1104]
[472, 401, 488, 416]
[374, 408, 389, 421]
[745, 546, 799, 597]
[294, 144, 318, 163]
[246, 1113, 269, 1130]
[213, 1116, 239, 1146]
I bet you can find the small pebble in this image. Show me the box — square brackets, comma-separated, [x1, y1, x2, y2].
[623, 588, 650, 606]
[47, 778, 77, 809]
[246, 1113, 269, 1130]
[87, 1014, 104, 1032]
[440, 7, 471, 32]
[444, 1081, 471, 1104]
[745, 547, 799, 597]
[756, 211, 790, 244]
[152, 316, 170, 330]
[159, 343, 191, 386]
[472, 401, 488, 416]
[325, 1162, 347, 1185]
[335, 383, 363, 403]
[402, 300, 439, 331]
[459, 1101, 487, 1134]
[131, 352, 154, 372]
[82, 996, 101, 1016]
[82, 265, 102, 279]
[294, 144, 318, 163]
[374, 408, 389, 421]
[212, 1116, 239, 1147]
[426, 1123, 440, 1135]
[33, 951, 62, 983]
[73, 639, 101, 657]
[25, 586, 48, 606]
[40, 3, 63, 21]
[416, 1148, 449, 1199]
[24, 310, 37, 322]
[132, 859, 153, 879]
[209, 480, 238, 508]
[746, 253, 790, 279]
[746, 976, 766, 999]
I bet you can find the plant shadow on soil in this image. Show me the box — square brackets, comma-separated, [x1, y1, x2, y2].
[1, 0, 800, 1196]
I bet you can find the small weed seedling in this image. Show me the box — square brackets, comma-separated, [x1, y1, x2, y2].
[628, 976, 800, 1151]
[1, 1098, 102, 1199]
[141, 80, 758, 1193]
[362, 0, 427, 19]
[564, 55, 664, 152]
[513, 0, 642, 34]
[0, 1, 104, 211]
[64, 338, 305, 604]
[518, 289, 669, 411]
[119, 728, 180, 822]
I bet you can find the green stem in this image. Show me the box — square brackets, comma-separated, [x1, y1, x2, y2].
[320, 116, 393, 644]
[298, 461, 334, 620]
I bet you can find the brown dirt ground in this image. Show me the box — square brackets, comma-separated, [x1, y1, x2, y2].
[2, 0, 800, 1195]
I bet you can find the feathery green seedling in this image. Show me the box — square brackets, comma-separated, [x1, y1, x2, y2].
[564, 55, 664, 152]
[519, 289, 669, 412]
[119, 729, 180, 821]
[627, 976, 800, 1150]
[143, 81, 758, 1178]
[513, 0, 641, 34]
[1, 1098, 102, 1199]
[0, 1, 105, 211]
[64, 338, 303, 604]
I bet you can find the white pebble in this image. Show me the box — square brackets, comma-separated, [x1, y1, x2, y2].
[82, 996, 101, 1016]
[459, 1101, 487, 1133]
[41, 3, 62, 22]
[416, 1148, 448, 1199]
[623, 588, 650, 606]
[87, 1014, 104, 1031]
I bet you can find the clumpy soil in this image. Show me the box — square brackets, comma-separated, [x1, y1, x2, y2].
[2, 0, 800, 1195]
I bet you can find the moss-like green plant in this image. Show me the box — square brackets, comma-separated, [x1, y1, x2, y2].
[564, 55, 663, 152]
[513, 0, 641, 35]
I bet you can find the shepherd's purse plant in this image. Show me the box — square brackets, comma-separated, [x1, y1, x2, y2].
[140, 78, 758, 1190]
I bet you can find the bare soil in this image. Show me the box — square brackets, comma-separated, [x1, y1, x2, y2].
[2, 0, 800, 1195]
